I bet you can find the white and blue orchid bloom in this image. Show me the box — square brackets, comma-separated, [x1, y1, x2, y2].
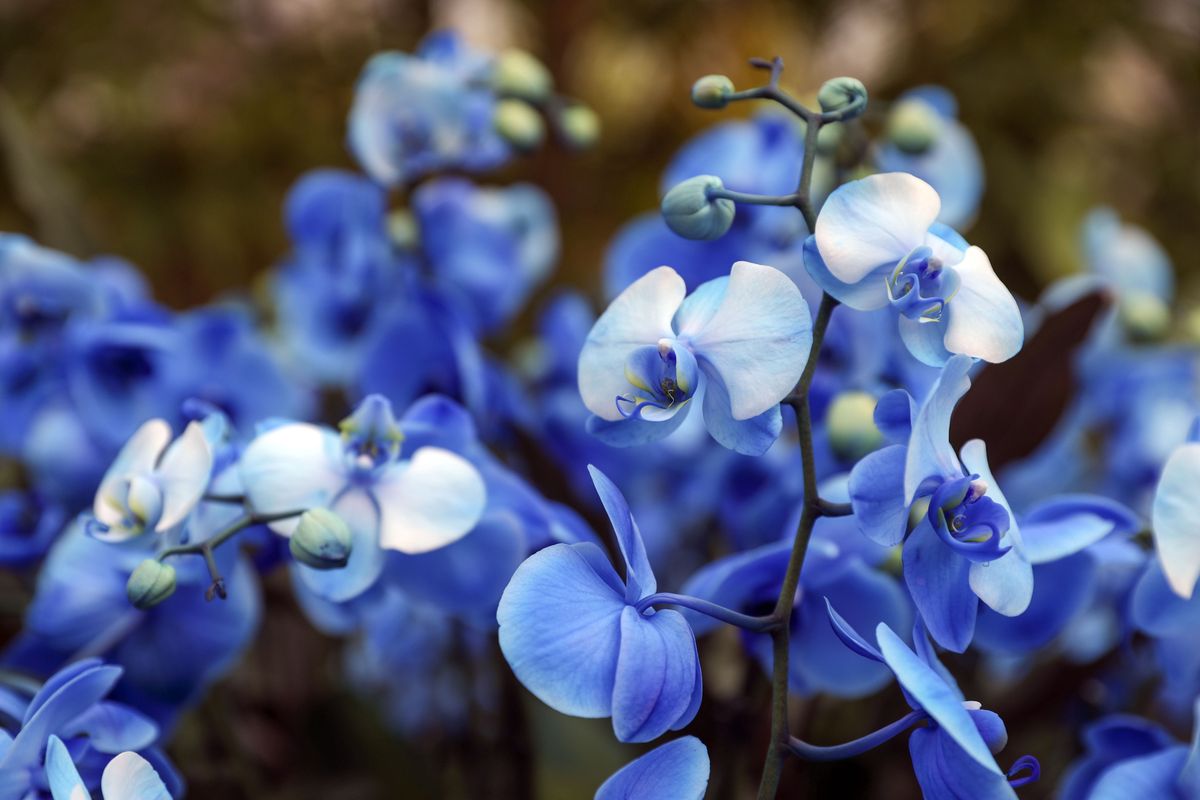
[497, 466, 702, 743]
[826, 612, 1039, 799]
[45, 735, 172, 800]
[594, 736, 710, 800]
[849, 355, 1032, 652]
[578, 262, 813, 455]
[90, 419, 213, 542]
[1151, 434, 1200, 599]
[239, 394, 486, 602]
[803, 172, 1023, 366]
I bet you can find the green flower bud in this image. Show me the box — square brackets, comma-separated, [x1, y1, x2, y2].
[817, 77, 867, 117]
[126, 559, 177, 610]
[491, 49, 553, 102]
[661, 175, 735, 241]
[691, 74, 735, 109]
[290, 508, 353, 570]
[887, 99, 941, 155]
[1120, 292, 1170, 343]
[494, 99, 545, 151]
[558, 104, 600, 150]
[826, 391, 883, 461]
[388, 209, 418, 251]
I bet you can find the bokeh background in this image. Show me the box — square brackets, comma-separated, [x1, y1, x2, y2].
[0, 0, 1197, 797]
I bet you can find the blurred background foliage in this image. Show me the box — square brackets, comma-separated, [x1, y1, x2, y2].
[0, 0, 1197, 798]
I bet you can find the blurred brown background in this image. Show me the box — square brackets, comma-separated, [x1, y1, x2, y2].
[1, 0, 1198, 798]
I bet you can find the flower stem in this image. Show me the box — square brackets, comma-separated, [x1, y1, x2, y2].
[787, 711, 927, 761]
[635, 592, 779, 633]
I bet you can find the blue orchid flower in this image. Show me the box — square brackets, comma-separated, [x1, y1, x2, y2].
[595, 736, 710, 800]
[682, 513, 911, 698]
[0, 659, 181, 799]
[849, 355, 1032, 651]
[578, 262, 812, 455]
[803, 173, 1023, 366]
[497, 466, 702, 743]
[239, 394, 486, 602]
[1059, 702, 1200, 799]
[876, 87, 984, 230]
[412, 178, 558, 334]
[44, 735, 173, 800]
[826, 612, 1039, 799]
[89, 419, 213, 543]
[348, 31, 509, 186]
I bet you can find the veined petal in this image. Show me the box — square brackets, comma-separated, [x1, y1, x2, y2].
[877, 623, 1002, 774]
[814, 173, 941, 285]
[595, 736, 710, 800]
[94, 419, 171, 527]
[373, 447, 485, 554]
[100, 751, 172, 800]
[579, 267, 686, 421]
[699, 369, 782, 455]
[239, 423, 344, 535]
[943, 247, 1023, 364]
[611, 606, 699, 743]
[1151, 442, 1200, 598]
[588, 465, 655, 601]
[153, 421, 213, 532]
[849, 444, 910, 547]
[904, 355, 974, 501]
[497, 543, 625, 718]
[44, 735, 88, 800]
[801, 237, 891, 310]
[687, 261, 812, 420]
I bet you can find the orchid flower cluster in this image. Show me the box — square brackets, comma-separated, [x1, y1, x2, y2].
[0, 31, 1197, 800]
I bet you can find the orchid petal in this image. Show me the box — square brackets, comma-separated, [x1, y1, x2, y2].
[943, 248, 1023, 363]
[1151, 442, 1200, 598]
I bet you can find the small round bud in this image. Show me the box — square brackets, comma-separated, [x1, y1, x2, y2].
[557, 104, 600, 150]
[661, 175, 735, 241]
[494, 99, 545, 151]
[491, 49, 553, 102]
[826, 391, 883, 461]
[388, 209, 419, 251]
[1119, 292, 1170, 343]
[691, 74, 735, 109]
[887, 99, 941, 155]
[126, 559, 177, 609]
[290, 508, 353, 570]
[817, 77, 867, 117]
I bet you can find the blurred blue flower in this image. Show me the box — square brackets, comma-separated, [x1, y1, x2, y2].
[44, 735, 174, 800]
[498, 466, 702, 743]
[595, 736, 710, 800]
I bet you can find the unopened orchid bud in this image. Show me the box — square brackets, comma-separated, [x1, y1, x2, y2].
[492, 49, 553, 102]
[661, 175, 735, 241]
[126, 559, 177, 609]
[817, 77, 867, 118]
[887, 99, 941, 154]
[558, 105, 600, 150]
[691, 74, 735, 109]
[290, 508, 353, 570]
[494, 99, 545, 151]
[827, 391, 883, 461]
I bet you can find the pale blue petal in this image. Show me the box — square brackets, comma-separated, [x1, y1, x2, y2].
[579, 267, 686, 421]
[898, 315, 953, 367]
[296, 488, 384, 603]
[903, 520, 977, 653]
[1152, 442, 1200, 598]
[611, 607, 699, 743]
[960, 439, 1031, 617]
[239, 423, 345, 536]
[874, 389, 915, 443]
[497, 543, 625, 718]
[93, 420, 170, 528]
[877, 623, 1001, 773]
[588, 466, 655, 602]
[801, 236, 891, 310]
[153, 421, 213, 532]
[849, 444, 910, 547]
[904, 354, 974, 501]
[44, 735, 88, 800]
[65, 702, 157, 754]
[1089, 748, 1189, 800]
[1130, 560, 1199, 638]
[1019, 515, 1118, 565]
[814, 173, 940, 285]
[372, 447, 486, 554]
[4, 663, 122, 770]
[595, 736, 710, 800]
[672, 276, 727, 339]
[943, 247, 1023, 364]
[699, 369, 782, 456]
[100, 751, 172, 800]
[687, 261, 812, 421]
